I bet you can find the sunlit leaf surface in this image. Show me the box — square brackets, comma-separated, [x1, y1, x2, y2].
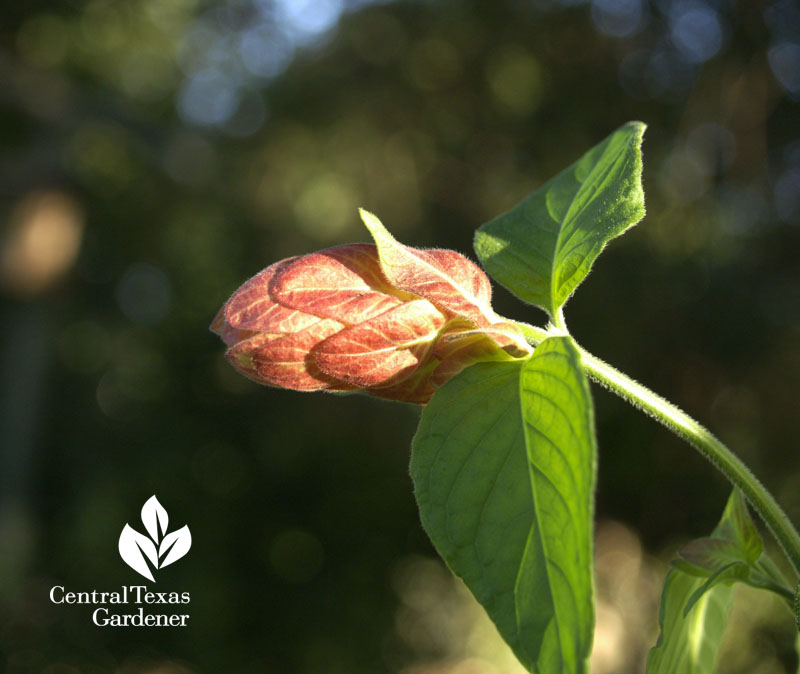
[411, 335, 596, 673]
[474, 122, 645, 318]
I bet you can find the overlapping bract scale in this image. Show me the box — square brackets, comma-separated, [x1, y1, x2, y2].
[272, 244, 408, 324]
[313, 299, 445, 388]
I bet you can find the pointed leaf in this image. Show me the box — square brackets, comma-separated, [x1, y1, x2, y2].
[360, 209, 497, 325]
[411, 335, 596, 674]
[312, 299, 445, 387]
[676, 537, 750, 577]
[119, 524, 158, 582]
[159, 524, 192, 568]
[674, 490, 771, 601]
[474, 121, 646, 317]
[674, 489, 763, 576]
[272, 244, 406, 324]
[141, 495, 168, 542]
[647, 568, 733, 674]
[715, 489, 762, 564]
[209, 305, 259, 347]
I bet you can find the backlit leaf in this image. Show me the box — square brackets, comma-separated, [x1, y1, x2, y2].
[648, 490, 754, 673]
[517, 336, 596, 671]
[411, 334, 596, 673]
[360, 208, 497, 325]
[671, 490, 788, 615]
[647, 568, 733, 674]
[474, 121, 645, 318]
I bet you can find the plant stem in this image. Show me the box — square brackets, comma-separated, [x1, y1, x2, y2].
[515, 321, 800, 578]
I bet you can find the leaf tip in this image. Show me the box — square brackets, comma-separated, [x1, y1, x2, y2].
[358, 207, 384, 234]
[626, 119, 647, 134]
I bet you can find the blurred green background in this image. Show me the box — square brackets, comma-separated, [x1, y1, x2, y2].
[1, 0, 799, 672]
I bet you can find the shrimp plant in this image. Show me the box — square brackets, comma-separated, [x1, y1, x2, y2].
[212, 122, 800, 673]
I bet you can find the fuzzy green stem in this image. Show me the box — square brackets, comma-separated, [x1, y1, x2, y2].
[515, 321, 800, 578]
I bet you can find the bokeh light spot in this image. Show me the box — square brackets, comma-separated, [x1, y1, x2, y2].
[293, 174, 359, 240]
[177, 69, 239, 126]
[16, 14, 70, 68]
[658, 148, 711, 203]
[591, 0, 645, 38]
[275, 0, 344, 42]
[486, 46, 543, 116]
[670, 2, 724, 63]
[0, 191, 84, 296]
[239, 23, 294, 79]
[115, 263, 172, 325]
[119, 49, 177, 101]
[768, 42, 800, 95]
[687, 122, 736, 174]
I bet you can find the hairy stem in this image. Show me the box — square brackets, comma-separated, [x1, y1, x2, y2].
[515, 321, 800, 578]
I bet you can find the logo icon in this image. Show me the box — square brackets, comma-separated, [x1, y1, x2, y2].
[118, 495, 191, 582]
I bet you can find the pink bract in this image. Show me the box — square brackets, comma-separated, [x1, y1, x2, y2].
[211, 211, 531, 404]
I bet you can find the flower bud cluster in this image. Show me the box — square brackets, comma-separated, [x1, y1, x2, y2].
[211, 211, 530, 403]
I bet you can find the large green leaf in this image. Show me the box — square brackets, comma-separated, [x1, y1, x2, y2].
[474, 121, 646, 318]
[411, 336, 596, 673]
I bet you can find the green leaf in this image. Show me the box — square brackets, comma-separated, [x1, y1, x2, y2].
[672, 490, 794, 607]
[411, 360, 533, 667]
[647, 568, 734, 674]
[474, 121, 646, 318]
[518, 336, 596, 671]
[714, 489, 762, 564]
[411, 336, 596, 673]
[648, 490, 775, 673]
[674, 539, 752, 578]
[682, 563, 748, 617]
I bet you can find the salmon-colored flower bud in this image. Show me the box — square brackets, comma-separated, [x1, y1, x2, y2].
[211, 212, 532, 403]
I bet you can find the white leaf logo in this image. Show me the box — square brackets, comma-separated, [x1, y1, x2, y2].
[118, 496, 191, 581]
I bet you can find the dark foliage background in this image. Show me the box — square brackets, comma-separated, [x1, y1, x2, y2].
[1, 0, 799, 672]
